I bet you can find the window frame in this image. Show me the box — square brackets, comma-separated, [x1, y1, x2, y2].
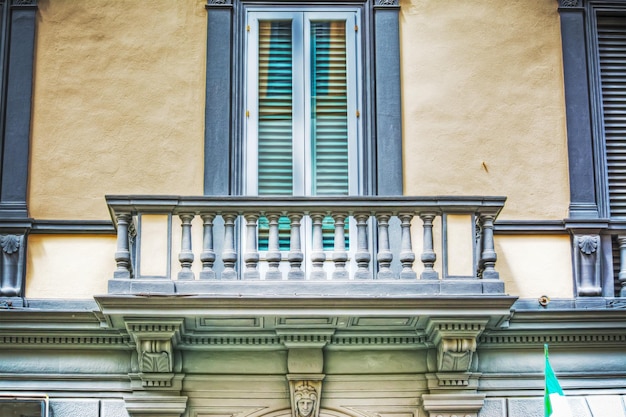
[203, 0, 403, 198]
[244, 8, 363, 197]
[585, 1, 626, 218]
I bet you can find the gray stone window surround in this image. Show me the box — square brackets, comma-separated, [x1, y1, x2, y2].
[0, 0, 37, 298]
[203, 0, 403, 197]
[558, 0, 626, 220]
[558, 0, 626, 297]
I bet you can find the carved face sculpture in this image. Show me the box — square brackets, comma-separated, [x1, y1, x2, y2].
[297, 398, 314, 417]
[294, 385, 317, 417]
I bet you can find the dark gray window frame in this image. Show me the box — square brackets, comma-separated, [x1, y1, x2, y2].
[0, 0, 37, 299]
[203, 0, 403, 197]
[558, 0, 626, 298]
[558, 0, 626, 219]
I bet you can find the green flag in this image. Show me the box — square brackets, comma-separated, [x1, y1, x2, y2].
[544, 344, 573, 417]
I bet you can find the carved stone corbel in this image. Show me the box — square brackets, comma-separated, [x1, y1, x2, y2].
[125, 319, 184, 390]
[573, 234, 602, 296]
[288, 378, 323, 417]
[278, 329, 332, 417]
[426, 319, 486, 374]
[0, 234, 26, 297]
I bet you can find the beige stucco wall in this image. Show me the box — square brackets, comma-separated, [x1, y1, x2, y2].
[497, 235, 574, 298]
[29, 0, 207, 220]
[26, 235, 115, 298]
[401, 0, 569, 221]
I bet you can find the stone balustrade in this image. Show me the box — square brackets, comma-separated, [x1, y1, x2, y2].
[106, 195, 507, 296]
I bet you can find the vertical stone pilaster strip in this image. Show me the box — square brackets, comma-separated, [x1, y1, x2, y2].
[373, 0, 402, 195]
[204, 0, 233, 195]
[557, 0, 599, 218]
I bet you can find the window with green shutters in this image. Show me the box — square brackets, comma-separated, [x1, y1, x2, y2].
[245, 9, 361, 252]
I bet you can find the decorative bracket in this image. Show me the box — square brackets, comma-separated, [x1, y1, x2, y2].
[288, 377, 324, 417]
[278, 329, 332, 417]
[0, 234, 26, 297]
[425, 319, 488, 374]
[125, 318, 184, 390]
[573, 234, 602, 296]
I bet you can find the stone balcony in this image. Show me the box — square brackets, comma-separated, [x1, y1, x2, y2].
[106, 195, 507, 297]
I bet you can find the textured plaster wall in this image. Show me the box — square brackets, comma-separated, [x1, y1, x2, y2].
[26, 235, 114, 298]
[400, 0, 569, 221]
[29, 0, 207, 220]
[497, 235, 573, 298]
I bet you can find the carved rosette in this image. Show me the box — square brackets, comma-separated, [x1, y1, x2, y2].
[558, 0, 580, 7]
[126, 319, 184, 389]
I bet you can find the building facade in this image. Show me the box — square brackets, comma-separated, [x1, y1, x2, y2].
[0, 0, 625, 416]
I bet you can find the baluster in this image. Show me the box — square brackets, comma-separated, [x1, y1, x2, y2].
[288, 213, 304, 280]
[265, 213, 283, 280]
[354, 213, 371, 280]
[419, 212, 439, 280]
[617, 235, 626, 297]
[478, 213, 499, 279]
[177, 213, 195, 280]
[331, 213, 349, 280]
[114, 213, 132, 278]
[310, 213, 327, 280]
[399, 213, 417, 280]
[243, 213, 260, 280]
[376, 213, 394, 280]
[222, 213, 238, 280]
[200, 214, 216, 280]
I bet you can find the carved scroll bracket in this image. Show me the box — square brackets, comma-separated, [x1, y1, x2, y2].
[425, 318, 488, 375]
[125, 318, 185, 390]
[573, 234, 602, 296]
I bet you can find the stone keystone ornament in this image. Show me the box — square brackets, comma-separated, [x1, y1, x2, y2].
[289, 380, 322, 417]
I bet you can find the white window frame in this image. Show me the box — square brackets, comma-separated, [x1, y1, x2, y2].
[244, 8, 363, 197]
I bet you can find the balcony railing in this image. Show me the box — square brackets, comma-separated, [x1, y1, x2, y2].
[106, 195, 507, 296]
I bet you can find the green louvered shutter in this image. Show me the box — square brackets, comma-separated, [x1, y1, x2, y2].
[598, 14, 626, 217]
[249, 12, 359, 252]
[311, 21, 350, 196]
[258, 21, 294, 196]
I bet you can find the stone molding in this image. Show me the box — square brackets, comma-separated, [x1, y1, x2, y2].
[422, 393, 486, 417]
[558, 0, 581, 7]
[124, 395, 188, 417]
